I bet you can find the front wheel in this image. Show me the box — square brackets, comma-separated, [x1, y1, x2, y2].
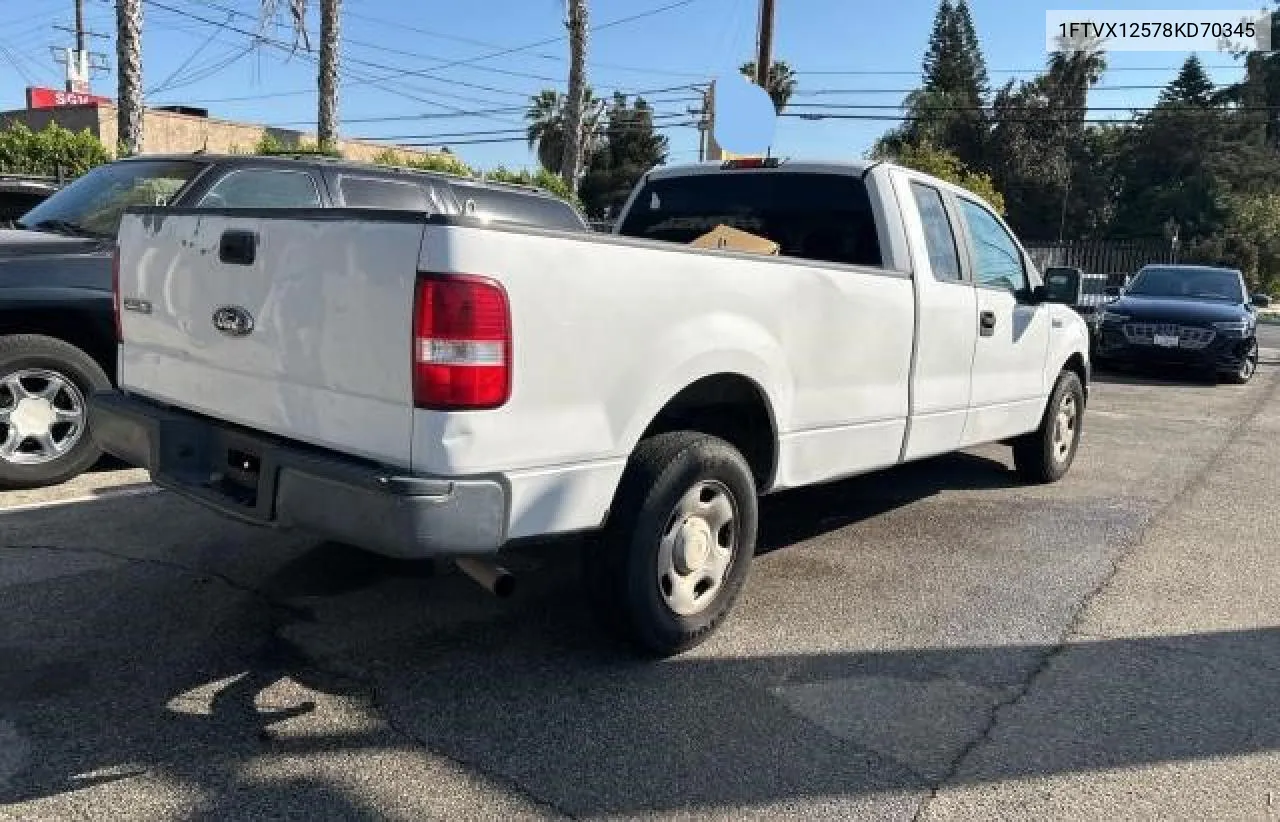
[584, 431, 758, 657]
[1220, 338, 1259, 385]
[1012, 370, 1085, 484]
[0, 334, 110, 489]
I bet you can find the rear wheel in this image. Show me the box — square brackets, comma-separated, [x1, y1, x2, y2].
[1012, 370, 1084, 484]
[584, 431, 757, 657]
[1220, 338, 1259, 385]
[0, 335, 110, 489]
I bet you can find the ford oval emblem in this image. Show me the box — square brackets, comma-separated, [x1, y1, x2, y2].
[212, 305, 254, 337]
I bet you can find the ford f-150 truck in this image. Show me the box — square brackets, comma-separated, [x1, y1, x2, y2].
[89, 159, 1091, 656]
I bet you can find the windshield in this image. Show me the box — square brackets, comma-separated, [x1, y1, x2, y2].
[617, 171, 883, 267]
[1126, 267, 1244, 302]
[18, 160, 202, 238]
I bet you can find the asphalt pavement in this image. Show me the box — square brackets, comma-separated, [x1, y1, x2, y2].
[2, 359, 1278, 820]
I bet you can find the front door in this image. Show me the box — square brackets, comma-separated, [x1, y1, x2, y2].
[955, 197, 1051, 446]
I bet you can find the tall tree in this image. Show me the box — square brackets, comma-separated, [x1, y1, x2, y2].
[115, 0, 143, 155]
[578, 93, 669, 217]
[262, 0, 341, 151]
[895, 0, 989, 168]
[952, 0, 988, 96]
[1159, 55, 1215, 107]
[739, 60, 798, 113]
[559, 0, 589, 190]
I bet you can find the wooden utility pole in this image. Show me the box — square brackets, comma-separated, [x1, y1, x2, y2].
[75, 0, 85, 56]
[755, 0, 775, 87]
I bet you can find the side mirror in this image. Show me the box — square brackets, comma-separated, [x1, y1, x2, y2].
[1042, 266, 1082, 305]
[1252, 293, 1272, 308]
[1103, 286, 1122, 298]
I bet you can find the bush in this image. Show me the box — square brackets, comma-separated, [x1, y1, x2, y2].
[481, 166, 580, 206]
[873, 140, 1006, 215]
[0, 121, 109, 178]
[371, 148, 472, 177]
[370, 150, 580, 206]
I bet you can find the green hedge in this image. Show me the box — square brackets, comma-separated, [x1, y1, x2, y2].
[0, 122, 110, 178]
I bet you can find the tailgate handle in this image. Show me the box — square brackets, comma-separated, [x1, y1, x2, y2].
[219, 230, 257, 266]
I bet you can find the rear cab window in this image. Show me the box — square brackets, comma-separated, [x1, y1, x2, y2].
[616, 170, 883, 267]
[909, 181, 963, 282]
[453, 184, 587, 231]
[335, 174, 445, 212]
[197, 168, 322, 209]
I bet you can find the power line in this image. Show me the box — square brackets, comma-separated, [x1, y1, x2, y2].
[785, 102, 1278, 113]
[148, 10, 236, 95]
[191, 0, 708, 99]
[781, 110, 1265, 124]
[355, 115, 696, 142]
[341, 6, 710, 81]
[795, 64, 1243, 76]
[149, 1, 705, 113]
[789, 84, 1227, 97]
[142, 0, 531, 121]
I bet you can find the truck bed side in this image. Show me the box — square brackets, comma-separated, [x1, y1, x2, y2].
[412, 217, 915, 538]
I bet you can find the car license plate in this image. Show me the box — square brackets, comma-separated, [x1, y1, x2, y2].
[1153, 334, 1179, 347]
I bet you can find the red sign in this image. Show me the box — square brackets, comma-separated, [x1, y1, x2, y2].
[26, 86, 113, 109]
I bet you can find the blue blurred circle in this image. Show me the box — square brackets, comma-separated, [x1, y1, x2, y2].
[712, 74, 777, 156]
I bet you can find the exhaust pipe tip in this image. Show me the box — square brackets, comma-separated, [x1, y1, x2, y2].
[455, 557, 516, 598]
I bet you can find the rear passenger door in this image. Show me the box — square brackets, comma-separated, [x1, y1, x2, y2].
[894, 172, 978, 461]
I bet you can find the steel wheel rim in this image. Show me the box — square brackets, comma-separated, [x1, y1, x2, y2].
[0, 368, 87, 465]
[656, 480, 738, 617]
[1051, 392, 1078, 464]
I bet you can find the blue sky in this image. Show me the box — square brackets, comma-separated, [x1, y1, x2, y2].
[0, 0, 1258, 170]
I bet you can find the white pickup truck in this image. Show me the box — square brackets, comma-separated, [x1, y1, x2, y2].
[90, 159, 1091, 656]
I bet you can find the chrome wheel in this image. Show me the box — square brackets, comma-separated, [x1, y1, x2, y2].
[656, 480, 738, 617]
[1051, 392, 1078, 464]
[0, 369, 87, 466]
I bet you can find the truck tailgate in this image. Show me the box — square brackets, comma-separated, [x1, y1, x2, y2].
[115, 210, 425, 467]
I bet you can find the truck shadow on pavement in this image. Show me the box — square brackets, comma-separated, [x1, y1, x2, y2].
[3, 449, 1273, 817]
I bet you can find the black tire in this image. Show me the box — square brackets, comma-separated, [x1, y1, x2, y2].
[584, 431, 758, 657]
[1220, 338, 1259, 385]
[1012, 370, 1085, 484]
[0, 334, 110, 490]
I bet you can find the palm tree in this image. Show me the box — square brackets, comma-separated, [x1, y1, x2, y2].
[116, 0, 143, 155]
[559, 0, 589, 190]
[262, 0, 341, 152]
[739, 59, 797, 113]
[1046, 31, 1107, 117]
[527, 87, 600, 174]
[527, 90, 567, 173]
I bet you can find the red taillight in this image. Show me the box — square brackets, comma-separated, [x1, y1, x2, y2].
[413, 273, 511, 410]
[111, 247, 122, 341]
[721, 157, 779, 170]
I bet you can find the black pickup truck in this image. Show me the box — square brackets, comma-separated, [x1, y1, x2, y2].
[0, 153, 588, 489]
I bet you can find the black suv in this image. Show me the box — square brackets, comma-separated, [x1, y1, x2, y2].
[0, 174, 61, 227]
[0, 154, 588, 489]
[1093, 264, 1272, 384]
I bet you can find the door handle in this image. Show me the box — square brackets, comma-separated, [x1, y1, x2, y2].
[979, 310, 997, 337]
[219, 230, 257, 266]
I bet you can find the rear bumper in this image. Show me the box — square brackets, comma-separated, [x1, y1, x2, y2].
[88, 391, 508, 558]
[1095, 327, 1254, 372]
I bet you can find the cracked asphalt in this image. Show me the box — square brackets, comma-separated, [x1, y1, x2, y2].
[2, 348, 1279, 820]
